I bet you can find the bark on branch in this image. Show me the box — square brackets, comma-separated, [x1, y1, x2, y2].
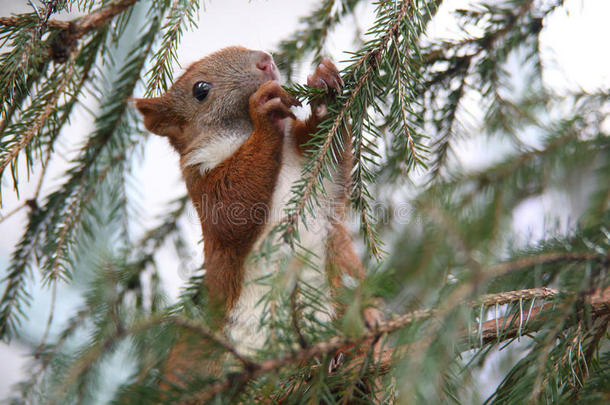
[183, 285, 610, 403]
[0, 0, 139, 39]
[348, 287, 610, 378]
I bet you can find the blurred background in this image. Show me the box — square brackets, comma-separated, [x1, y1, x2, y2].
[0, 0, 609, 402]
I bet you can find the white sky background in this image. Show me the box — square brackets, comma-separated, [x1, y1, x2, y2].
[0, 0, 609, 401]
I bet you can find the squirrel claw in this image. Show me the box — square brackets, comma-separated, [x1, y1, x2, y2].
[309, 57, 344, 94]
[308, 57, 343, 120]
[250, 81, 299, 124]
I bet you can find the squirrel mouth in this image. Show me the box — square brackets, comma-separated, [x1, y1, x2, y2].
[261, 65, 279, 81]
[268, 70, 280, 81]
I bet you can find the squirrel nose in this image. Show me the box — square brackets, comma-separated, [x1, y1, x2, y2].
[256, 53, 275, 74]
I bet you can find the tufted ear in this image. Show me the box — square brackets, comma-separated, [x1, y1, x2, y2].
[134, 97, 183, 140]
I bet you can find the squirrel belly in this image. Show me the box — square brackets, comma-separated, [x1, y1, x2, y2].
[184, 119, 337, 353]
[225, 121, 337, 354]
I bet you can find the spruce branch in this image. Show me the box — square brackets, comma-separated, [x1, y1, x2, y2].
[0, 0, 140, 39]
[40, 148, 125, 287]
[0, 0, 140, 136]
[178, 285, 610, 403]
[35, 279, 57, 356]
[281, 0, 433, 248]
[282, 62, 370, 234]
[471, 288, 610, 347]
[132, 195, 189, 262]
[344, 288, 610, 380]
[274, 0, 363, 81]
[145, 0, 200, 96]
[1, 0, 608, 401]
[0, 140, 48, 221]
[418, 0, 542, 69]
[168, 317, 257, 370]
[0, 49, 77, 193]
[0, 46, 48, 136]
[0, 4, 138, 200]
[487, 252, 605, 278]
[0, 28, 102, 208]
[429, 74, 466, 178]
[394, 39, 423, 169]
[0, 15, 160, 341]
[413, 0, 557, 180]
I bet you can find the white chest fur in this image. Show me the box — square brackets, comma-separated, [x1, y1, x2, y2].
[186, 123, 336, 354]
[227, 130, 336, 354]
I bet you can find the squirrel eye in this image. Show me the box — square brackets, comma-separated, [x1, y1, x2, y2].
[193, 81, 212, 101]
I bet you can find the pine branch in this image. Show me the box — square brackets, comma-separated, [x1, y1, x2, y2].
[281, 0, 435, 249]
[345, 287, 610, 379]
[178, 285, 610, 402]
[145, 0, 200, 96]
[0, 50, 77, 187]
[0, 15, 160, 341]
[274, 0, 363, 81]
[0, 0, 140, 39]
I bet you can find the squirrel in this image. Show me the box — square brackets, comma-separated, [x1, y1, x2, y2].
[135, 46, 381, 379]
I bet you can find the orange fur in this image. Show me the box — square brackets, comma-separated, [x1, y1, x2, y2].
[134, 47, 381, 389]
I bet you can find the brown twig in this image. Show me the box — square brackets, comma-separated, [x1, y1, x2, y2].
[168, 317, 257, 371]
[290, 285, 308, 349]
[333, 287, 610, 379]
[0, 0, 139, 40]
[0, 202, 28, 223]
[182, 285, 606, 403]
[487, 252, 604, 278]
[477, 287, 559, 307]
[471, 287, 610, 347]
[35, 279, 57, 356]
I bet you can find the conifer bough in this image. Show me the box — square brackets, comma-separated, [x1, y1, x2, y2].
[0, 0, 608, 403]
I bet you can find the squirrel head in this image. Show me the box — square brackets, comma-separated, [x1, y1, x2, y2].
[134, 46, 280, 153]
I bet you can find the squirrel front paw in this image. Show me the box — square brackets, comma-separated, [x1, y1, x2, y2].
[249, 81, 301, 130]
[308, 57, 344, 118]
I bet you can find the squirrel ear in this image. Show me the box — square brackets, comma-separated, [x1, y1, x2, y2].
[134, 97, 182, 139]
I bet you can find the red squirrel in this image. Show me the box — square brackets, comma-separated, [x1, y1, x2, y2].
[135, 46, 379, 360]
